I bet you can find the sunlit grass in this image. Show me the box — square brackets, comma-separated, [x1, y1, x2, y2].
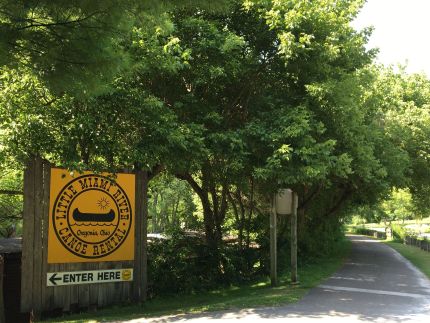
[385, 241, 430, 278]
[41, 240, 351, 323]
[346, 217, 430, 231]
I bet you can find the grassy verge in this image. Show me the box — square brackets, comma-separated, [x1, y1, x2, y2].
[41, 240, 351, 323]
[385, 241, 430, 279]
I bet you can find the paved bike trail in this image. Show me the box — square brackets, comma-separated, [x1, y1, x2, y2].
[132, 235, 430, 322]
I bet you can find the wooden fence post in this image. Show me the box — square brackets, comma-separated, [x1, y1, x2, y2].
[290, 193, 298, 284]
[21, 158, 36, 312]
[41, 162, 52, 311]
[20, 157, 47, 317]
[270, 196, 277, 287]
[133, 170, 148, 302]
[142, 171, 148, 302]
[32, 157, 44, 317]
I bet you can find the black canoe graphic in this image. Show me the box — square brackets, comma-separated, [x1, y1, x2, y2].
[72, 208, 115, 222]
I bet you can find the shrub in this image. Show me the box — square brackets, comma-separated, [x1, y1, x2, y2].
[349, 226, 372, 236]
[391, 223, 408, 242]
[147, 230, 261, 298]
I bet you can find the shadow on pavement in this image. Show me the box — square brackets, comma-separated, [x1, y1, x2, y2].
[139, 235, 430, 323]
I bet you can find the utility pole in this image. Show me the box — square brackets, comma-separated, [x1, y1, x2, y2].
[270, 196, 277, 286]
[291, 192, 298, 284]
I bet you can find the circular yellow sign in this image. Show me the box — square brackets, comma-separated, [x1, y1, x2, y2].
[121, 269, 132, 281]
[52, 174, 132, 259]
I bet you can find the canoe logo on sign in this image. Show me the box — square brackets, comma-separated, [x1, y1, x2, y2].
[51, 173, 133, 260]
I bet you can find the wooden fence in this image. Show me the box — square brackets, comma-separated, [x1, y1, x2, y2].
[357, 228, 430, 253]
[404, 236, 430, 252]
[20, 157, 148, 316]
[354, 228, 387, 240]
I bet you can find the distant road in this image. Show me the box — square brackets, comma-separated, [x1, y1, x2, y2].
[136, 235, 430, 322]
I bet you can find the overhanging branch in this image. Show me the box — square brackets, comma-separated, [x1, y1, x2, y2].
[0, 190, 23, 196]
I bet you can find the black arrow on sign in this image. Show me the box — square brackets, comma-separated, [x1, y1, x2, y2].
[49, 273, 62, 286]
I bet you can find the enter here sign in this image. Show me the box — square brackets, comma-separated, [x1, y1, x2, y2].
[47, 268, 133, 287]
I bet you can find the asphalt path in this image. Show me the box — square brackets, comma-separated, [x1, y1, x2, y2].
[127, 235, 430, 322]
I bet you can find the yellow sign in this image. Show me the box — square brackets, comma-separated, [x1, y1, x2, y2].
[48, 168, 135, 263]
[121, 269, 132, 281]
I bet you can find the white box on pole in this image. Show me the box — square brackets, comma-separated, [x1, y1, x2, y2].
[275, 189, 293, 215]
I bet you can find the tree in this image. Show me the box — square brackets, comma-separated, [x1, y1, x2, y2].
[378, 69, 430, 216]
[2, 0, 426, 265]
[129, 0, 381, 253]
[0, 0, 228, 95]
[380, 189, 413, 224]
[148, 175, 197, 233]
[0, 165, 23, 237]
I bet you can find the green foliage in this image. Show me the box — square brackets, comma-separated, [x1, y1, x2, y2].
[148, 175, 198, 232]
[380, 70, 430, 215]
[0, 64, 196, 173]
[297, 216, 347, 259]
[0, 149, 23, 237]
[0, 166, 23, 237]
[390, 223, 408, 243]
[0, 0, 134, 95]
[349, 226, 373, 235]
[380, 189, 413, 223]
[4, 1, 430, 306]
[0, 67, 58, 163]
[147, 230, 261, 296]
[0, 0, 229, 95]
[347, 68, 430, 220]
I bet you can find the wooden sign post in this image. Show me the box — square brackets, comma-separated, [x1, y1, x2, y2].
[271, 189, 299, 286]
[270, 198, 277, 286]
[290, 193, 298, 284]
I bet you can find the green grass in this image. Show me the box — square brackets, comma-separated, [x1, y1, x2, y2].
[385, 241, 430, 279]
[41, 240, 351, 323]
[347, 217, 430, 232]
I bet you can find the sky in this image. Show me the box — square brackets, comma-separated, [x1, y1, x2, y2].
[352, 0, 430, 76]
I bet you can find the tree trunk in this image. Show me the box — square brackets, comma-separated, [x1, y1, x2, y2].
[176, 172, 227, 252]
[237, 191, 246, 249]
[133, 169, 148, 303]
[151, 192, 158, 233]
[173, 197, 180, 227]
[201, 197, 219, 251]
[246, 178, 254, 250]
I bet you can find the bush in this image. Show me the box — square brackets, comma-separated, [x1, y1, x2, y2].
[391, 223, 408, 242]
[298, 217, 346, 261]
[147, 230, 261, 298]
[349, 226, 372, 235]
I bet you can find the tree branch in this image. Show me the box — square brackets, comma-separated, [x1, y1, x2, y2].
[325, 188, 353, 218]
[0, 190, 23, 196]
[148, 164, 165, 181]
[175, 173, 205, 201]
[13, 11, 106, 31]
[299, 184, 322, 209]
